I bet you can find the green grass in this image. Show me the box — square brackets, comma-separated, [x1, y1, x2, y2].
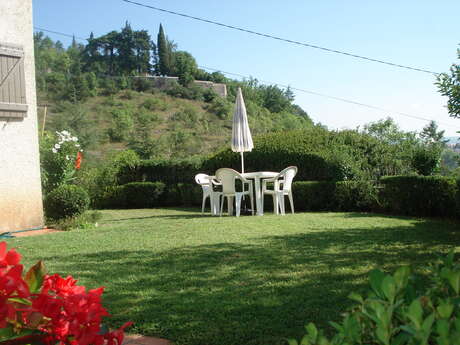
[7, 209, 460, 345]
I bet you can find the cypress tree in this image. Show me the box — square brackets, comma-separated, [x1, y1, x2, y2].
[157, 24, 169, 76]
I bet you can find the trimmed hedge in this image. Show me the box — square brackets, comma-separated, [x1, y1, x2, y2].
[292, 181, 336, 211]
[380, 175, 457, 218]
[117, 127, 422, 185]
[105, 182, 165, 209]
[97, 176, 460, 220]
[44, 185, 90, 220]
[117, 158, 202, 185]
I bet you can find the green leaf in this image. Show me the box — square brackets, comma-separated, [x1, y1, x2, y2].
[436, 319, 450, 338]
[8, 297, 32, 306]
[300, 334, 311, 345]
[447, 271, 460, 294]
[24, 260, 46, 294]
[421, 313, 435, 333]
[382, 276, 396, 303]
[306, 323, 318, 342]
[348, 292, 363, 304]
[437, 301, 454, 319]
[376, 325, 390, 345]
[407, 299, 423, 329]
[286, 339, 299, 345]
[393, 266, 410, 292]
[369, 269, 386, 298]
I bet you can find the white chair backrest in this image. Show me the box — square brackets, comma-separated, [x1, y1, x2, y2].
[278, 166, 298, 191]
[215, 168, 246, 194]
[195, 173, 210, 185]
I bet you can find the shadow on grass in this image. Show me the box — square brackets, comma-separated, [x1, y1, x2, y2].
[39, 217, 460, 345]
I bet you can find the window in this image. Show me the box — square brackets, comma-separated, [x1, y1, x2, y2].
[0, 42, 27, 118]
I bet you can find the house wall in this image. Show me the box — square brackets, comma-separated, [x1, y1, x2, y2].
[0, 0, 44, 231]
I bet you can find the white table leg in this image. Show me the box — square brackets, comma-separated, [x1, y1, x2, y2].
[254, 177, 263, 216]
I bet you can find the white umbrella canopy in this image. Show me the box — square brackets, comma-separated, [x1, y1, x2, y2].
[231, 87, 254, 173]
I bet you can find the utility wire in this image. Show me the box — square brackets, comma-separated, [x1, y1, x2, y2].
[122, 0, 440, 75]
[33, 26, 87, 41]
[199, 65, 460, 129]
[32, 26, 459, 129]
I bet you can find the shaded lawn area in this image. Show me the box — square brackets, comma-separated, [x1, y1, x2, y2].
[7, 209, 460, 345]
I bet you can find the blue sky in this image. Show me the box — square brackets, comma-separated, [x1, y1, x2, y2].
[33, 0, 460, 136]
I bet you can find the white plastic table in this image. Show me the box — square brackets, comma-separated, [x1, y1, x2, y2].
[242, 171, 279, 216]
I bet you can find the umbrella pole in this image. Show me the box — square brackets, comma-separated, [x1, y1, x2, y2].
[241, 152, 244, 174]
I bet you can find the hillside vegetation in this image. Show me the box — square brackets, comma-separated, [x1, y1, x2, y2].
[34, 23, 314, 164]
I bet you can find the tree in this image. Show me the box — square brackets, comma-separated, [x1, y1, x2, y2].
[419, 120, 448, 146]
[437, 46, 460, 119]
[157, 24, 169, 76]
[173, 51, 197, 86]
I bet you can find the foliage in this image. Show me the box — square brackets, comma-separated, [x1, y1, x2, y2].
[0, 242, 131, 344]
[289, 252, 460, 345]
[39, 130, 83, 195]
[334, 180, 380, 212]
[205, 97, 233, 119]
[81, 150, 140, 208]
[127, 110, 159, 159]
[204, 128, 409, 181]
[420, 120, 448, 146]
[380, 175, 458, 218]
[157, 23, 174, 76]
[436, 46, 460, 119]
[48, 102, 98, 149]
[44, 184, 90, 220]
[292, 181, 336, 211]
[117, 157, 203, 185]
[50, 210, 103, 231]
[165, 82, 205, 101]
[173, 51, 197, 86]
[109, 182, 165, 208]
[107, 107, 134, 142]
[410, 144, 442, 176]
[140, 97, 167, 111]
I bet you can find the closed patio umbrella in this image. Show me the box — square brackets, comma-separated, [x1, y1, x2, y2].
[231, 87, 253, 173]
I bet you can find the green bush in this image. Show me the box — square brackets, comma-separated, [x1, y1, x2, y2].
[205, 97, 232, 119]
[203, 128, 396, 181]
[289, 252, 460, 345]
[107, 107, 134, 142]
[411, 145, 442, 175]
[117, 157, 203, 185]
[292, 181, 336, 211]
[335, 180, 380, 212]
[44, 185, 90, 220]
[163, 183, 202, 207]
[380, 175, 457, 218]
[109, 182, 165, 209]
[165, 82, 204, 101]
[140, 97, 167, 111]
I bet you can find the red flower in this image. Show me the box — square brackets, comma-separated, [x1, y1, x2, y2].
[75, 151, 83, 170]
[0, 242, 132, 343]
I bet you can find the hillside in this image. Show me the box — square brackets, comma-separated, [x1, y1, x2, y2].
[37, 85, 313, 165]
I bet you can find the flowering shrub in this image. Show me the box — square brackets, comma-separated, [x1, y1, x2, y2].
[40, 130, 84, 195]
[0, 242, 131, 344]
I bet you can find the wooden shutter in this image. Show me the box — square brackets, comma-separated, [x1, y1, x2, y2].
[0, 42, 28, 118]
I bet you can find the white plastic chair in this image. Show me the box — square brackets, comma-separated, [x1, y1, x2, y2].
[215, 168, 254, 217]
[195, 173, 222, 215]
[261, 166, 298, 215]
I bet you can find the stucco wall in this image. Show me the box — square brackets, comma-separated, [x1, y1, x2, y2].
[0, 0, 44, 231]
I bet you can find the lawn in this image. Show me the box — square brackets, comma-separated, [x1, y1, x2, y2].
[7, 209, 460, 345]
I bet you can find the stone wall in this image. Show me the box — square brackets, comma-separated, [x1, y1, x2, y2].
[0, 0, 44, 231]
[144, 76, 227, 98]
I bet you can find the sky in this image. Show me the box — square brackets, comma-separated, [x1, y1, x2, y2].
[33, 0, 460, 137]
